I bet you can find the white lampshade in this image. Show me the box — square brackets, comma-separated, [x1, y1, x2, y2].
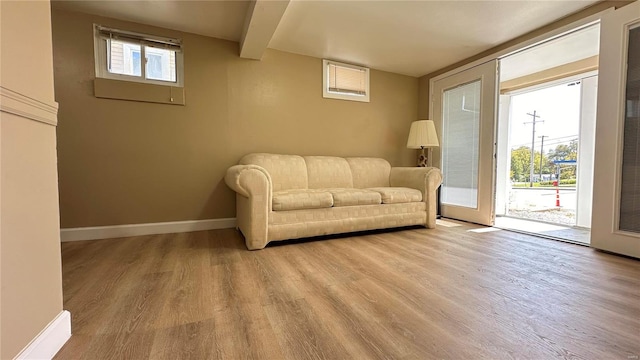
[406, 120, 439, 149]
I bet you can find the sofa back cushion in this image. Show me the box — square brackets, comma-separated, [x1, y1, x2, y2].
[346, 157, 391, 188]
[304, 156, 354, 189]
[239, 153, 308, 191]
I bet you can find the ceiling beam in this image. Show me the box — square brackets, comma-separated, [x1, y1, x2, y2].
[239, 0, 290, 60]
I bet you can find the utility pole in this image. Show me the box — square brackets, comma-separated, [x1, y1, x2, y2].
[538, 135, 548, 182]
[524, 111, 543, 187]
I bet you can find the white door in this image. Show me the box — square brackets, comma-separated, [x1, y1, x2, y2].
[432, 60, 499, 225]
[592, 1, 640, 258]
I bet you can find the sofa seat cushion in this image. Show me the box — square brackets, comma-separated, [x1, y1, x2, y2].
[327, 188, 382, 207]
[272, 189, 333, 211]
[367, 187, 422, 204]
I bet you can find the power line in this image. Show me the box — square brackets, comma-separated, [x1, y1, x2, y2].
[511, 138, 578, 151]
[510, 134, 578, 149]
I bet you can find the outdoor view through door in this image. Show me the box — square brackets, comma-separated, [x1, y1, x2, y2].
[507, 81, 582, 226]
[494, 24, 599, 244]
[496, 76, 598, 244]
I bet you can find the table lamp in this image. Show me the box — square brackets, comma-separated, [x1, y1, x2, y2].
[407, 120, 439, 167]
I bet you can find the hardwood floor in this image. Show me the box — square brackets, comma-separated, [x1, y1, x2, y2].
[55, 219, 640, 359]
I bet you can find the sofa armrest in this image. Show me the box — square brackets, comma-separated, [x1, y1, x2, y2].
[225, 164, 272, 250]
[390, 167, 442, 194]
[390, 167, 443, 228]
[225, 164, 272, 199]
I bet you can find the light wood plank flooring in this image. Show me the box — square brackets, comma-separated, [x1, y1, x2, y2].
[55, 219, 640, 359]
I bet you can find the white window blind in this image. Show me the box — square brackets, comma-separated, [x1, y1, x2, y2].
[441, 80, 481, 208]
[328, 63, 366, 95]
[322, 59, 370, 102]
[96, 26, 182, 52]
[619, 26, 640, 233]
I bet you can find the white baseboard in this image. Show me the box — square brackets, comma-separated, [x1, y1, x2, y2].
[15, 310, 71, 360]
[60, 218, 237, 242]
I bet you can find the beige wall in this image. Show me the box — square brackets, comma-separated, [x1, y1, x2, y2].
[418, 0, 635, 118]
[52, 9, 419, 228]
[0, 0, 64, 358]
[0, 1, 56, 102]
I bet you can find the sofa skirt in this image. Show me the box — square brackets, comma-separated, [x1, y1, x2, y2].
[267, 202, 426, 242]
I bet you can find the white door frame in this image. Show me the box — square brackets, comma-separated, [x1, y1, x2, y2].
[576, 75, 598, 229]
[591, 1, 640, 258]
[432, 60, 498, 226]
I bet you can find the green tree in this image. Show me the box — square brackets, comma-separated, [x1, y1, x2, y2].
[534, 151, 552, 177]
[510, 146, 551, 182]
[548, 140, 578, 180]
[510, 146, 531, 182]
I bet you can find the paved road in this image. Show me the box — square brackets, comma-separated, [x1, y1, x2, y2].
[509, 187, 576, 211]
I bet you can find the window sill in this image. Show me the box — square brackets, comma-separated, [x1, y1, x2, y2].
[94, 78, 185, 105]
[322, 91, 370, 103]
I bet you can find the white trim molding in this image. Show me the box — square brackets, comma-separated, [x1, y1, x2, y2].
[0, 86, 58, 126]
[60, 218, 237, 242]
[15, 310, 71, 360]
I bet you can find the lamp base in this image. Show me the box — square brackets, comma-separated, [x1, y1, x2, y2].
[417, 148, 428, 167]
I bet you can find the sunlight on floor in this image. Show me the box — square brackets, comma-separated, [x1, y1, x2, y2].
[494, 216, 590, 244]
[467, 227, 503, 233]
[436, 219, 464, 227]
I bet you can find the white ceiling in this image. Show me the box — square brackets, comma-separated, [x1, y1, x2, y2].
[52, 0, 601, 77]
[52, 0, 251, 42]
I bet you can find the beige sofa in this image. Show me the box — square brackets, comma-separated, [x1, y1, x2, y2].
[225, 153, 442, 250]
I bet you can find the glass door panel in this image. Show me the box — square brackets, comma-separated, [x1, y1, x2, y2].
[441, 80, 481, 209]
[619, 25, 640, 233]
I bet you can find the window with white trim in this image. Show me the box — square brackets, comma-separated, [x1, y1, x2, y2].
[322, 59, 370, 102]
[94, 25, 183, 86]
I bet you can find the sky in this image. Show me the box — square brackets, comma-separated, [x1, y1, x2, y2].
[508, 81, 582, 154]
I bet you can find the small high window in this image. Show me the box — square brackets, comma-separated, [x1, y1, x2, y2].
[94, 25, 183, 86]
[323, 59, 370, 102]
